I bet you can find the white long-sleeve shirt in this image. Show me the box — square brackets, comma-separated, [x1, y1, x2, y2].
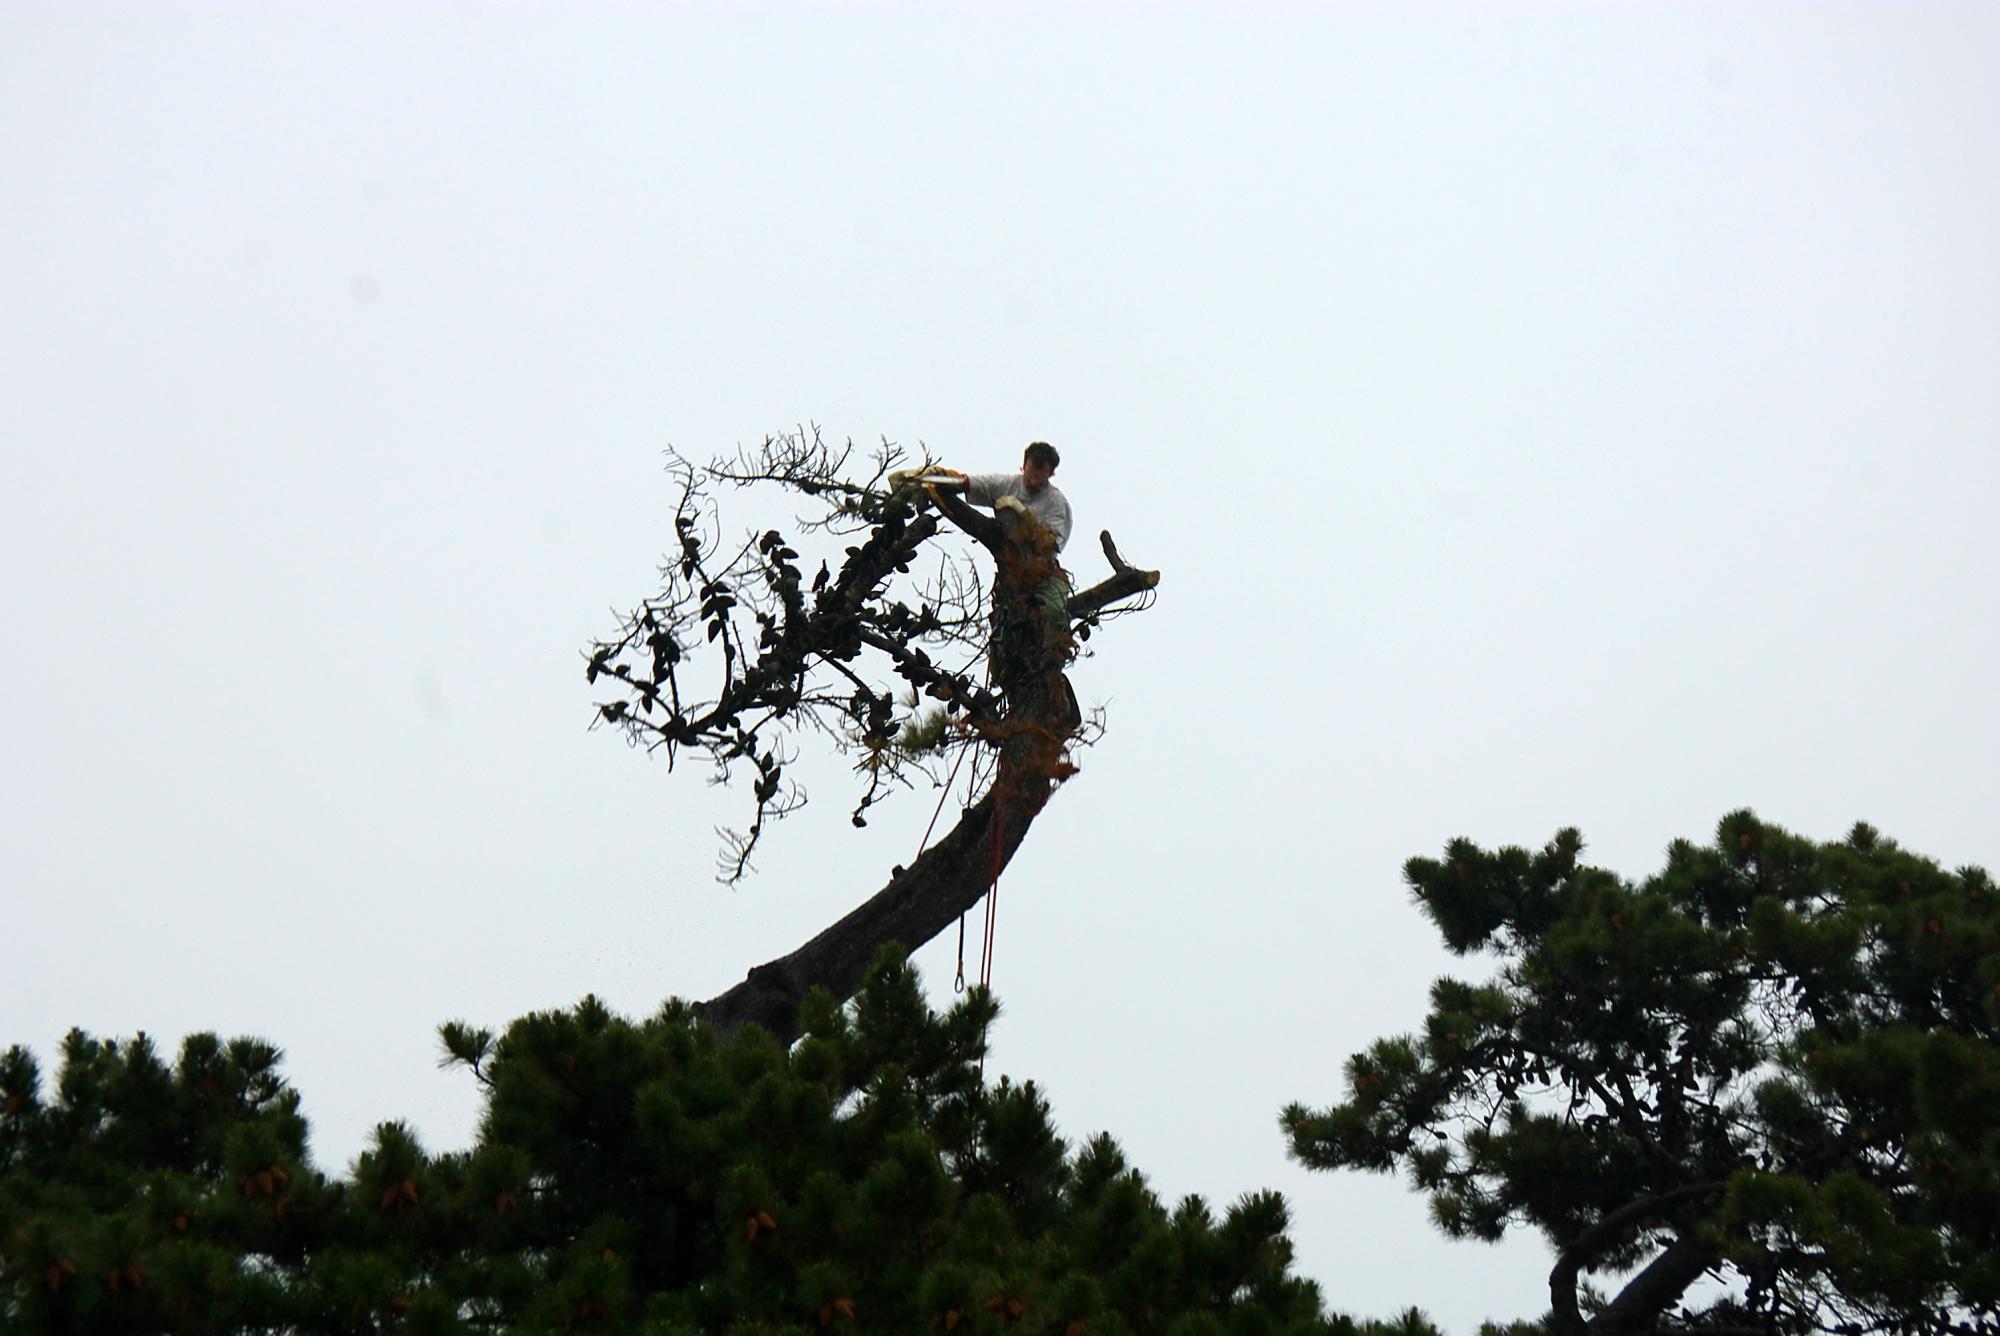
[964, 474, 1073, 553]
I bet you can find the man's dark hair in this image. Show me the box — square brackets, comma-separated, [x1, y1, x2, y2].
[1024, 441, 1060, 472]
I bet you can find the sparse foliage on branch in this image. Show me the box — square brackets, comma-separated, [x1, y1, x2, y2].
[586, 431, 983, 878]
[1286, 812, 2000, 1336]
[588, 429, 1150, 881]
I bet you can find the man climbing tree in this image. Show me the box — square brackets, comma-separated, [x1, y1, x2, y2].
[892, 441, 1078, 726]
[903, 440, 1074, 554]
[585, 428, 1159, 1043]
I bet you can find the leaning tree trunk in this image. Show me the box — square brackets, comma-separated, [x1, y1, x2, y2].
[1545, 1183, 1727, 1336]
[699, 492, 1157, 1044]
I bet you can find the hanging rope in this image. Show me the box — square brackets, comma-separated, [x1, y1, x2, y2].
[905, 736, 1008, 1082]
[979, 781, 1005, 991]
[914, 739, 973, 857]
[965, 753, 1001, 998]
[974, 762, 1011, 1081]
[910, 738, 978, 993]
[954, 914, 967, 994]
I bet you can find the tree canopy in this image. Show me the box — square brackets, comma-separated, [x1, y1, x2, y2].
[1, 956, 1427, 1336]
[1285, 811, 2000, 1336]
[8, 812, 1997, 1333]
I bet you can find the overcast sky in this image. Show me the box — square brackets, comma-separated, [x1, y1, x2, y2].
[5, 3, 1997, 1329]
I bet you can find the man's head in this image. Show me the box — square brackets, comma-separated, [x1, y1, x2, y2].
[1021, 440, 1060, 492]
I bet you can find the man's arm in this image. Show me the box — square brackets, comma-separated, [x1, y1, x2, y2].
[961, 474, 1016, 508]
[885, 471, 1054, 541]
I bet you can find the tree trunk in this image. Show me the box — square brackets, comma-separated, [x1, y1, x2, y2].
[1547, 1184, 1726, 1336]
[698, 782, 1040, 1044]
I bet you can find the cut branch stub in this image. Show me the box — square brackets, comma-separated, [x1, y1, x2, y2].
[1068, 530, 1160, 623]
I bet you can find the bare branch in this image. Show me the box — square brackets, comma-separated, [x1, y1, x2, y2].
[1069, 531, 1162, 623]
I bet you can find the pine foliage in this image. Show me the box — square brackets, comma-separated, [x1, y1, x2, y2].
[1285, 811, 2000, 1336]
[2, 954, 1413, 1335]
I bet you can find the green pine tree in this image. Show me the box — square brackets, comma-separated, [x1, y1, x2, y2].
[3, 952, 1432, 1336]
[1285, 811, 2000, 1336]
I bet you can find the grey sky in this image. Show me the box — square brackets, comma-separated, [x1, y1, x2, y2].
[4, 3, 1997, 1329]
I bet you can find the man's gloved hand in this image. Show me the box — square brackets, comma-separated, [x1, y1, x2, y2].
[994, 494, 1027, 517]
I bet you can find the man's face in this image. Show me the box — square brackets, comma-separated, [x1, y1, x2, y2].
[1021, 457, 1055, 492]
